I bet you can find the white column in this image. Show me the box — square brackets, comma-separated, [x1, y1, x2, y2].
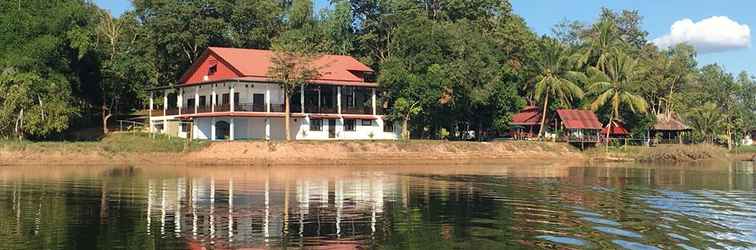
[178, 89, 183, 115]
[229, 118, 235, 141]
[211, 117, 216, 141]
[163, 90, 168, 116]
[211, 85, 216, 113]
[265, 118, 271, 140]
[337, 86, 342, 114]
[372, 88, 377, 115]
[265, 88, 271, 112]
[194, 86, 199, 113]
[230, 85, 235, 112]
[300, 86, 305, 113]
[149, 92, 154, 133]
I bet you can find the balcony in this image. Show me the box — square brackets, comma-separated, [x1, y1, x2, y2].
[305, 106, 338, 114]
[215, 104, 231, 112]
[236, 103, 266, 112]
[270, 104, 285, 113]
[165, 108, 179, 116]
[342, 106, 372, 115]
[181, 107, 195, 115]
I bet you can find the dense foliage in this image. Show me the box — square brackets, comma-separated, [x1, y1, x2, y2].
[0, 1, 753, 146]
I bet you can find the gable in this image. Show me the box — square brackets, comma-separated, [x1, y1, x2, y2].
[181, 53, 242, 84]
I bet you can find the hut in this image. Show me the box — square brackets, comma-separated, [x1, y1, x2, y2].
[652, 113, 691, 144]
[602, 120, 630, 138]
[510, 106, 542, 140]
[555, 109, 602, 144]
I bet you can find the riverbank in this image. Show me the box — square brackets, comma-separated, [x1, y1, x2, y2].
[1, 133, 745, 166]
[1, 133, 585, 166]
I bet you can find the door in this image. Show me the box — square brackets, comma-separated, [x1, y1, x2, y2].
[328, 119, 336, 138]
[253, 93, 265, 112]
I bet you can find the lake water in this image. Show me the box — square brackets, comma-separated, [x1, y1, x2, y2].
[0, 162, 754, 250]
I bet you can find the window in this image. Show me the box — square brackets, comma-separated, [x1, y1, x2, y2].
[222, 93, 230, 105]
[361, 120, 372, 126]
[310, 119, 322, 131]
[208, 64, 218, 75]
[199, 96, 207, 107]
[187, 98, 195, 108]
[344, 119, 356, 131]
[180, 123, 189, 133]
[383, 121, 394, 132]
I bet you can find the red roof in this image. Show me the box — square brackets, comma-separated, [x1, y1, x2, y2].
[179, 47, 376, 87]
[602, 120, 630, 135]
[556, 109, 602, 130]
[511, 106, 542, 125]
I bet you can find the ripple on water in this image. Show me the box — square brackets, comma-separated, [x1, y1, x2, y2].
[580, 216, 620, 226]
[612, 239, 660, 250]
[594, 226, 643, 239]
[535, 235, 588, 247]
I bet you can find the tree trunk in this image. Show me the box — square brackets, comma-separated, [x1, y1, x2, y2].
[102, 103, 112, 134]
[402, 115, 410, 140]
[537, 93, 549, 141]
[284, 91, 291, 141]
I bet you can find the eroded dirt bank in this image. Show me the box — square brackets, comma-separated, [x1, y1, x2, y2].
[0, 141, 586, 166]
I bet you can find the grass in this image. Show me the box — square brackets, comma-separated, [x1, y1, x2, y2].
[733, 145, 756, 154]
[0, 132, 208, 154]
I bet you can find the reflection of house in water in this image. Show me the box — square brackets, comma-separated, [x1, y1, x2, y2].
[144, 173, 397, 248]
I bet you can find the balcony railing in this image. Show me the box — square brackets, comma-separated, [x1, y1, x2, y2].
[342, 106, 372, 115]
[165, 108, 179, 116]
[180, 107, 195, 115]
[305, 106, 338, 114]
[215, 104, 230, 112]
[270, 104, 285, 113]
[236, 103, 266, 112]
[198, 106, 212, 113]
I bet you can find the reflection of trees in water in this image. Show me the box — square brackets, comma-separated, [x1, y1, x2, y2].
[1, 165, 754, 249]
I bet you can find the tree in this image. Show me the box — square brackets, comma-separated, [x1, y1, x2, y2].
[531, 38, 585, 139]
[0, 68, 76, 140]
[585, 52, 648, 145]
[268, 46, 319, 141]
[576, 20, 618, 71]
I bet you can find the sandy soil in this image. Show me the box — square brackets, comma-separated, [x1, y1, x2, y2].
[0, 141, 586, 166]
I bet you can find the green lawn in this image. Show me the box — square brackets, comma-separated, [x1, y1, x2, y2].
[0, 132, 208, 154]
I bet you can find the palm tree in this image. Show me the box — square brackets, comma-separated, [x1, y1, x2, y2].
[532, 39, 585, 140]
[585, 52, 648, 145]
[576, 20, 622, 71]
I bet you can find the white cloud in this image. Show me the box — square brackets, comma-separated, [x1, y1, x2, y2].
[653, 16, 751, 53]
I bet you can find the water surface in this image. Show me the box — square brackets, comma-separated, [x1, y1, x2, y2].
[0, 162, 754, 249]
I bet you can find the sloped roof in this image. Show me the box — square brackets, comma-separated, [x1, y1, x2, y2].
[179, 47, 375, 86]
[556, 109, 602, 130]
[602, 120, 630, 135]
[653, 113, 691, 131]
[511, 106, 542, 125]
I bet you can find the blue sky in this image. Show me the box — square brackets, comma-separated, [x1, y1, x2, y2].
[95, 0, 753, 75]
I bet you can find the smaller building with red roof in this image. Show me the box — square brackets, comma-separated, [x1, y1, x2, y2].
[510, 106, 543, 139]
[555, 109, 602, 143]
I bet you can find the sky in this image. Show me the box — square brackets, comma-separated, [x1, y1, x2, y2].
[95, 0, 753, 75]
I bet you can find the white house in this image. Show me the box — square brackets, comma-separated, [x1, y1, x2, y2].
[147, 47, 400, 141]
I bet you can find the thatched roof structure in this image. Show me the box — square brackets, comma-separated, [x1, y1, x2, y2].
[653, 113, 691, 131]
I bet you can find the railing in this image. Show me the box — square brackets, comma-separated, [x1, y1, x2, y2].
[236, 103, 266, 112]
[270, 104, 285, 113]
[149, 110, 163, 117]
[117, 120, 145, 133]
[564, 135, 600, 142]
[165, 108, 179, 116]
[180, 107, 195, 115]
[304, 106, 338, 114]
[215, 104, 230, 112]
[197, 106, 212, 113]
[342, 106, 372, 115]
